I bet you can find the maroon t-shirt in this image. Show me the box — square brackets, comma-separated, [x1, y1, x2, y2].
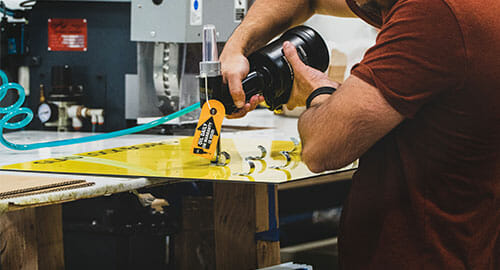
[341, 0, 500, 268]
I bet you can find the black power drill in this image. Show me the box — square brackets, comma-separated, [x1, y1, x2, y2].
[199, 25, 329, 114]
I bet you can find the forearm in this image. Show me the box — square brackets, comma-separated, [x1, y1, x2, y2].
[225, 0, 355, 56]
[298, 94, 360, 172]
[298, 76, 403, 173]
[224, 0, 315, 56]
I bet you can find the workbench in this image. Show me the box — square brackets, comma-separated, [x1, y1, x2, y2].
[0, 109, 355, 269]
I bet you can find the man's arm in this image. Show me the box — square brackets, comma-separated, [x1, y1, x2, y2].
[225, 0, 354, 56]
[298, 75, 404, 173]
[281, 42, 403, 173]
[220, 0, 355, 118]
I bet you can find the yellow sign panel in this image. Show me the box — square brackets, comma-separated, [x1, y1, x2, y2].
[1, 137, 326, 184]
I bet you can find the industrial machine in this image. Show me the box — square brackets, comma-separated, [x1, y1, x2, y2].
[26, 0, 249, 132]
[126, 0, 249, 124]
[0, 1, 30, 123]
[37, 65, 104, 131]
[25, 0, 326, 131]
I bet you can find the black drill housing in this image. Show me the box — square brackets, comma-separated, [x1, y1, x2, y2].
[200, 25, 330, 114]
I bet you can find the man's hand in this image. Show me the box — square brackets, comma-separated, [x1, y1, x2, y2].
[220, 49, 265, 119]
[282, 41, 340, 110]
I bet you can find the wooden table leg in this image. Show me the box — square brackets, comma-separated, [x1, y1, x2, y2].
[213, 183, 280, 269]
[174, 196, 216, 270]
[0, 205, 64, 270]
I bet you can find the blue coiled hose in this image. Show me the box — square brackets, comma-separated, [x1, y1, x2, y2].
[0, 70, 200, 150]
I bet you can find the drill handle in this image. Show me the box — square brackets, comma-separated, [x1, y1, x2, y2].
[242, 70, 265, 102]
[207, 70, 265, 114]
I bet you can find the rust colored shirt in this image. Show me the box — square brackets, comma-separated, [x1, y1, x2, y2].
[341, 0, 500, 269]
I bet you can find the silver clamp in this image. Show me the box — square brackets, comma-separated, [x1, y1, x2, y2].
[289, 137, 300, 153]
[215, 151, 231, 166]
[235, 159, 256, 176]
[235, 145, 267, 176]
[271, 138, 299, 169]
[246, 145, 267, 160]
[270, 151, 292, 169]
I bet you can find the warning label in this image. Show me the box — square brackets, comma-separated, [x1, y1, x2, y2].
[196, 116, 218, 149]
[191, 100, 225, 159]
[48, 18, 88, 52]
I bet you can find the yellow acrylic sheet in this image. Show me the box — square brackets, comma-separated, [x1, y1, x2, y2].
[0, 137, 345, 184]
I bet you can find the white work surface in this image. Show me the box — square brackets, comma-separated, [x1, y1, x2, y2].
[0, 109, 311, 213]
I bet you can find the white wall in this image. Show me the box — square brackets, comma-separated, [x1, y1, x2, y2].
[4, 0, 23, 9]
[305, 15, 378, 79]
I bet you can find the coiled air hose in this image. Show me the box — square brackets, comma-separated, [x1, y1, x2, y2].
[0, 70, 200, 150]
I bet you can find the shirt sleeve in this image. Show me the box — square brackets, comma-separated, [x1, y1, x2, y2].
[351, 0, 467, 118]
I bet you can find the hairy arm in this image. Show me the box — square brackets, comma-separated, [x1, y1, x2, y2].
[225, 0, 354, 56]
[298, 75, 404, 173]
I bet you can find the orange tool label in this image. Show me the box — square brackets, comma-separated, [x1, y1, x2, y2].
[191, 100, 225, 159]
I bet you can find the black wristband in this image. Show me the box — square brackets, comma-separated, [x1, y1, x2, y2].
[306, 86, 336, 109]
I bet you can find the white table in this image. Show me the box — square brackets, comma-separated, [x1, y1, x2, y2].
[0, 109, 355, 269]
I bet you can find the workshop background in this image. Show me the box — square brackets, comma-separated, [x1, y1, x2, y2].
[0, 0, 375, 269]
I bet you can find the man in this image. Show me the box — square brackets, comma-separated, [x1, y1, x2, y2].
[220, 0, 500, 269]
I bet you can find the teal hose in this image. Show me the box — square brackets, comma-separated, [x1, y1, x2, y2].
[0, 7, 15, 17]
[0, 70, 200, 150]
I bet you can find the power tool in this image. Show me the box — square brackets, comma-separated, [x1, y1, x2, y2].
[199, 25, 330, 114]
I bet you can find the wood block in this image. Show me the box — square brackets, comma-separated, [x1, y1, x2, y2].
[174, 184, 280, 269]
[213, 183, 280, 269]
[0, 205, 64, 270]
[174, 196, 215, 270]
[0, 208, 38, 270]
[257, 241, 281, 267]
[214, 183, 257, 270]
[35, 205, 64, 270]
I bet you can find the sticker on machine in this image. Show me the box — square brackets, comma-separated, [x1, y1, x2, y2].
[48, 18, 88, 52]
[190, 0, 202, 26]
[234, 0, 247, 22]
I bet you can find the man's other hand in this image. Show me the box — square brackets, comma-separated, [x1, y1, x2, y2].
[220, 49, 265, 119]
[282, 41, 339, 110]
